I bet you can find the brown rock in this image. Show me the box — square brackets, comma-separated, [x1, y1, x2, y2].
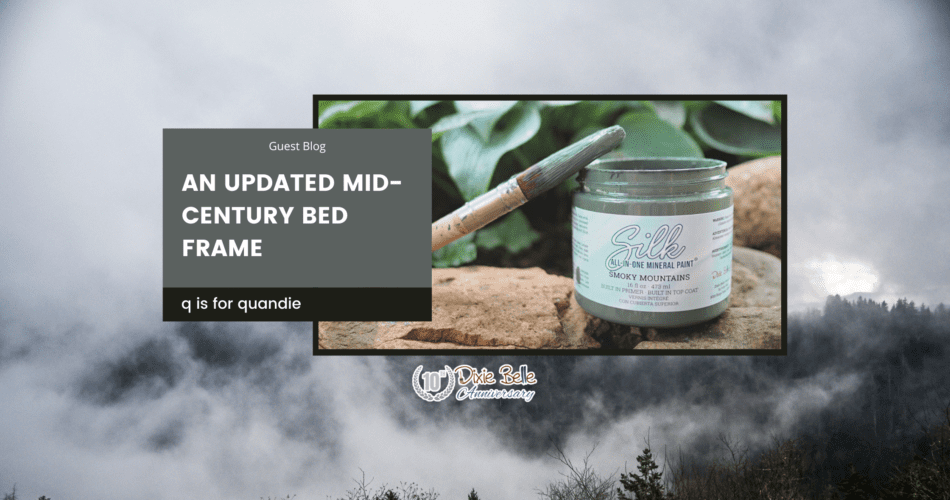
[321, 267, 588, 350]
[318, 247, 781, 351]
[727, 156, 782, 258]
[730, 245, 782, 307]
[558, 295, 640, 349]
[633, 307, 781, 350]
[318, 322, 377, 349]
[579, 246, 781, 349]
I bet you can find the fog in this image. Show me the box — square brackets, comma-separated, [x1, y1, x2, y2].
[2, 0, 949, 498]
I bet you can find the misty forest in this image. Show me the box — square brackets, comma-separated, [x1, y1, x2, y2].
[370, 296, 950, 500]
[3, 295, 949, 500]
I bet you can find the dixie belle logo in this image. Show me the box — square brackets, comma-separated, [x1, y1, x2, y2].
[412, 364, 537, 402]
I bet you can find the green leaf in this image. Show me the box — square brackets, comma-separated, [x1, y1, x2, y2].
[432, 155, 461, 200]
[379, 101, 415, 128]
[454, 101, 518, 142]
[614, 111, 703, 158]
[453, 100, 518, 114]
[651, 100, 687, 128]
[570, 124, 605, 143]
[539, 100, 581, 107]
[690, 103, 782, 156]
[553, 101, 632, 134]
[631, 100, 656, 112]
[317, 101, 388, 127]
[316, 100, 344, 118]
[475, 210, 540, 253]
[432, 233, 477, 268]
[682, 100, 709, 116]
[440, 102, 542, 200]
[714, 100, 775, 124]
[517, 123, 561, 166]
[772, 100, 782, 122]
[410, 100, 439, 117]
[431, 108, 511, 135]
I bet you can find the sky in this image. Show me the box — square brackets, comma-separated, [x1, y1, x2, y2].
[1, 0, 949, 499]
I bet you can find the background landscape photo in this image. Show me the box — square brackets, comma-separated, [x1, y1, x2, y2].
[2, 0, 950, 498]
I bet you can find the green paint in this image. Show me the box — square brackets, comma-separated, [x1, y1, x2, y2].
[573, 158, 733, 328]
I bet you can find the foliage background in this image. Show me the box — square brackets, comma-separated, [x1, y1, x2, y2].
[317, 99, 782, 268]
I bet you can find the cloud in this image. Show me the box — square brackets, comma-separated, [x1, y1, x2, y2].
[2, 0, 950, 498]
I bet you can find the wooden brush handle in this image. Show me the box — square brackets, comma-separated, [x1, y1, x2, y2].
[431, 177, 527, 252]
[432, 126, 625, 252]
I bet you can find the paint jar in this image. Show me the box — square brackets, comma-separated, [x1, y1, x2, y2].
[572, 158, 733, 327]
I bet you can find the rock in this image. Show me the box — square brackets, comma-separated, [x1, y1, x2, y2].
[554, 246, 780, 349]
[633, 306, 781, 350]
[318, 247, 781, 351]
[727, 155, 782, 258]
[320, 267, 594, 350]
[587, 246, 781, 350]
[317, 322, 376, 349]
[730, 245, 782, 307]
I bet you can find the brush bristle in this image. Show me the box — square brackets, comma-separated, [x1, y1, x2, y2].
[515, 125, 625, 199]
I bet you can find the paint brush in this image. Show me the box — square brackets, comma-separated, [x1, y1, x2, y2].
[432, 125, 625, 252]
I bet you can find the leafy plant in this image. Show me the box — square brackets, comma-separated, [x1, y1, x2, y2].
[430, 232, 476, 268]
[475, 211, 540, 253]
[611, 110, 702, 158]
[688, 102, 782, 157]
[317, 99, 782, 267]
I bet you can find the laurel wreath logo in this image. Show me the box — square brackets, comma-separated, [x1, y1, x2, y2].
[412, 365, 456, 402]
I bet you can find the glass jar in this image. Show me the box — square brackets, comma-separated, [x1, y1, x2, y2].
[572, 158, 733, 327]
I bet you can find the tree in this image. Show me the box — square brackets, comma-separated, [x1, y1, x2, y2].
[835, 463, 876, 500]
[617, 447, 667, 500]
[537, 441, 616, 500]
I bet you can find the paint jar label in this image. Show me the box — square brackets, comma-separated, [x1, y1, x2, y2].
[572, 206, 733, 313]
